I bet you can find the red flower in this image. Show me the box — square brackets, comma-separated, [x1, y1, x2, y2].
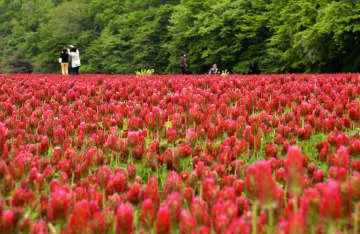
[175, 143, 192, 158]
[244, 160, 277, 206]
[96, 166, 112, 188]
[47, 189, 70, 221]
[180, 210, 197, 234]
[306, 163, 317, 175]
[166, 192, 182, 223]
[278, 212, 306, 234]
[143, 176, 160, 209]
[190, 197, 211, 227]
[198, 226, 211, 234]
[163, 148, 178, 170]
[224, 119, 236, 136]
[329, 166, 347, 181]
[352, 172, 360, 200]
[274, 134, 284, 145]
[89, 211, 106, 234]
[230, 160, 246, 177]
[112, 171, 128, 194]
[127, 163, 136, 179]
[207, 125, 218, 140]
[38, 136, 50, 155]
[9, 159, 24, 180]
[335, 146, 350, 169]
[276, 167, 285, 183]
[166, 127, 178, 143]
[186, 129, 197, 145]
[66, 199, 91, 234]
[162, 172, 182, 199]
[212, 200, 237, 221]
[219, 186, 236, 202]
[31, 219, 48, 234]
[140, 198, 157, 230]
[0, 210, 14, 232]
[127, 131, 144, 148]
[265, 143, 278, 159]
[349, 107, 359, 121]
[156, 206, 171, 234]
[319, 180, 343, 220]
[226, 218, 249, 234]
[285, 146, 304, 195]
[312, 169, 324, 183]
[214, 214, 230, 234]
[53, 124, 66, 145]
[236, 196, 249, 216]
[127, 183, 141, 203]
[11, 188, 35, 207]
[183, 186, 194, 204]
[0, 122, 7, 156]
[116, 203, 134, 234]
[318, 146, 328, 161]
[350, 139, 360, 156]
[202, 178, 218, 208]
[51, 146, 62, 164]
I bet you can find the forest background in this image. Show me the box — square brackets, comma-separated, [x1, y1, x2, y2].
[0, 0, 359, 74]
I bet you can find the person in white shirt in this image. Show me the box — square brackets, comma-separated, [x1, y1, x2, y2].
[67, 45, 81, 75]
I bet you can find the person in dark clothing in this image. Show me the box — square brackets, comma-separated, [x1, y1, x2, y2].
[180, 53, 188, 74]
[59, 48, 69, 75]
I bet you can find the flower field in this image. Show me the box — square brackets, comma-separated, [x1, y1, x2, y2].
[1, 73, 360, 233]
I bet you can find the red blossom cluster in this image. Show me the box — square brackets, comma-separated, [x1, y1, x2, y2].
[0, 73, 360, 233]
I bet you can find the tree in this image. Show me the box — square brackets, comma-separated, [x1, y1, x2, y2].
[0, 0, 359, 74]
[294, 0, 360, 72]
[84, 4, 175, 74]
[33, 1, 88, 72]
[263, 0, 320, 73]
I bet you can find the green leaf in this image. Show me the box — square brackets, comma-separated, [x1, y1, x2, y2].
[165, 121, 172, 128]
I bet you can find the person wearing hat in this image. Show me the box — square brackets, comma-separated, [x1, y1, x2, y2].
[67, 45, 81, 75]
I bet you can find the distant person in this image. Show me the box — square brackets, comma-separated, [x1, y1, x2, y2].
[209, 64, 218, 74]
[59, 48, 69, 75]
[180, 53, 188, 74]
[68, 45, 81, 75]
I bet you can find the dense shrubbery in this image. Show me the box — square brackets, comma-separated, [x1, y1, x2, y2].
[0, 0, 359, 74]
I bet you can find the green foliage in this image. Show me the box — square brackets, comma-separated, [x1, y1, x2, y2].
[0, 0, 359, 74]
[135, 68, 155, 76]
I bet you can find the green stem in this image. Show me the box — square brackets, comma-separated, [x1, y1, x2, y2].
[71, 172, 74, 187]
[355, 204, 359, 234]
[267, 207, 274, 234]
[102, 187, 105, 209]
[328, 222, 336, 234]
[293, 196, 298, 215]
[129, 147, 133, 163]
[115, 152, 119, 167]
[252, 201, 259, 234]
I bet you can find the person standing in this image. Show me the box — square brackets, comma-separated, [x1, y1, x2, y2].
[59, 48, 69, 75]
[180, 53, 188, 74]
[208, 64, 218, 74]
[68, 45, 81, 75]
